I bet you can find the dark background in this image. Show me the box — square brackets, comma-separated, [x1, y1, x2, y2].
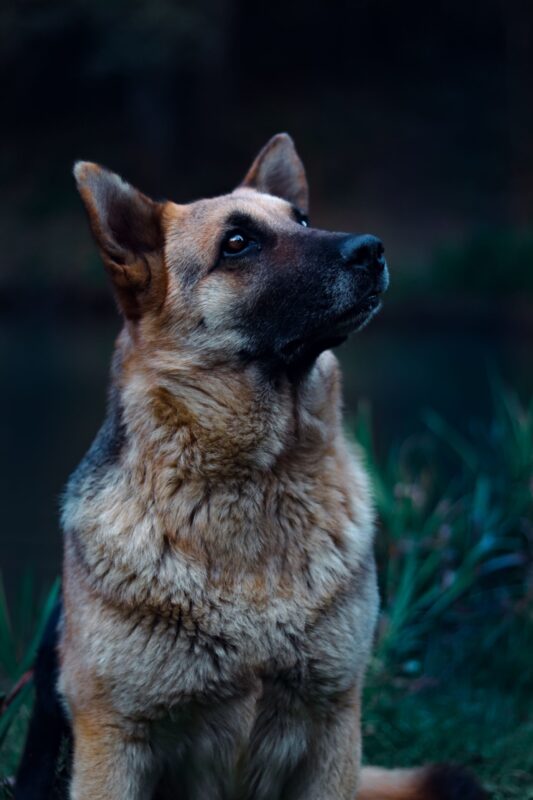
[1, 0, 533, 597]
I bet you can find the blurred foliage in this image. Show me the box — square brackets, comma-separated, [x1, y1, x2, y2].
[355, 377, 532, 661]
[356, 379, 533, 798]
[0, 382, 532, 796]
[0, 576, 60, 787]
[395, 228, 533, 296]
[431, 229, 533, 295]
[392, 227, 533, 298]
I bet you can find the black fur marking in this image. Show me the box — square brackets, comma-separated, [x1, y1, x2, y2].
[173, 607, 183, 646]
[65, 386, 125, 506]
[211, 633, 237, 654]
[229, 226, 388, 377]
[14, 601, 71, 800]
[157, 533, 173, 570]
[127, 614, 144, 639]
[114, 571, 139, 597]
[86, 387, 125, 468]
[204, 641, 222, 674]
[188, 499, 204, 528]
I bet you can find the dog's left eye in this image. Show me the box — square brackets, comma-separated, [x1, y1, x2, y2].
[293, 209, 310, 227]
[221, 231, 255, 258]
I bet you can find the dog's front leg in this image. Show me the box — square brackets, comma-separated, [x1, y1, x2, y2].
[69, 710, 157, 800]
[243, 682, 361, 800]
[305, 707, 361, 800]
[302, 694, 362, 800]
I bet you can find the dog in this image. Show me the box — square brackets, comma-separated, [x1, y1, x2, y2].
[15, 134, 486, 799]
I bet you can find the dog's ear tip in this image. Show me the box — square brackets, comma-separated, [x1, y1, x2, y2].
[74, 163, 133, 207]
[271, 132, 296, 148]
[73, 161, 105, 191]
[73, 160, 94, 180]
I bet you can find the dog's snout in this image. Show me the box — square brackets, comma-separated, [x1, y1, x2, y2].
[340, 234, 385, 270]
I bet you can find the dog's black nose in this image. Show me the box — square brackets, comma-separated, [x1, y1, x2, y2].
[340, 234, 385, 270]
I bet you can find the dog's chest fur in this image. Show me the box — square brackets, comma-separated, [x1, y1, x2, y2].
[60, 351, 377, 726]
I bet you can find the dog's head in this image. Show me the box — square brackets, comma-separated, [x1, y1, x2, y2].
[75, 134, 388, 376]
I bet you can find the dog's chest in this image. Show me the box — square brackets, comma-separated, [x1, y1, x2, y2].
[74, 539, 363, 719]
[62, 439, 376, 718]
[122, 595, 300, 704]
[65, 516, 371, 725]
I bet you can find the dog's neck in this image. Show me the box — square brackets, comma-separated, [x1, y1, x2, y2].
[118, 340, 344, 486]
[62, 335, 371, 610]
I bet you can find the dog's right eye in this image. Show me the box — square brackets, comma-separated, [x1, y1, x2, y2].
[221, 231, 255, 259]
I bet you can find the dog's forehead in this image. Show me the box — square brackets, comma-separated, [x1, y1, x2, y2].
[166, 188, 295, 233]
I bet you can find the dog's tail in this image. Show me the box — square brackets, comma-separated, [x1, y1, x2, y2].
[358, 764, 488, 799]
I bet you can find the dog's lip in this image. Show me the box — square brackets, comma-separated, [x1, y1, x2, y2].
[333, 293, 381, 327]
[281, 294, 382, 358]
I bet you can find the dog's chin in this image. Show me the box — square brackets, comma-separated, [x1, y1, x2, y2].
[325, 294, 383, 336]
[280, 294, 382, 368]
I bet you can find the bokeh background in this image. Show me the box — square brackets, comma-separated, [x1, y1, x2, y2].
[2, 0, 532, 595]
[1, 2, 532, 796]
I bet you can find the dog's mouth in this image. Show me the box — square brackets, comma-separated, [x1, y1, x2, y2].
[327, 293, 382, 334]
[281, 293, 382, 361]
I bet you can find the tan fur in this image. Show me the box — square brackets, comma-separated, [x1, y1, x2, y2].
[59, 135, 481, 799]
[358, 767, 429, 800]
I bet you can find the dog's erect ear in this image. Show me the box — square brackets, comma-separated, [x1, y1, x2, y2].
[241, 133, 309, 213]
[74, 162, 166, 320]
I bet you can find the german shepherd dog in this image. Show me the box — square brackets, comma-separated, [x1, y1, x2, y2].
[15, 135, 486, 799]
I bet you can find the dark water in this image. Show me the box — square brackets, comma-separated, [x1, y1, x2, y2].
[1, 306, 531, 600]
